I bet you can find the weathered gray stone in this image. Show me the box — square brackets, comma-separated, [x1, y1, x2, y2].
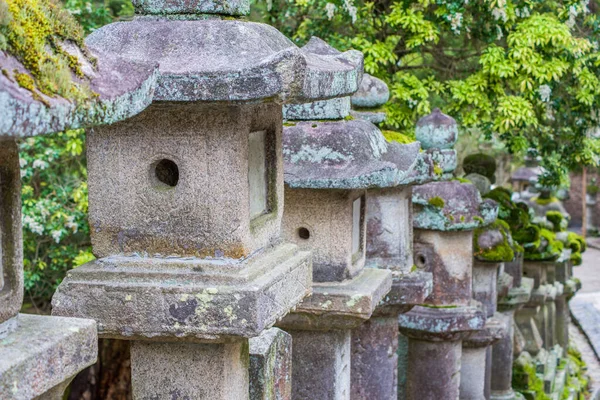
[249, 328, 292, 400]
[132, 0, 249, 16]
[415, 108, 458, 150]
[85, 103, 286, 259]
[283, 120, 422, 189]
[349, 110, 386, 125]
[53, 243, 311, 341]
[466, 172, 491, 195]
[399, 304, 485, 342]
[351, 74, 389, 109]
[0, 49, 158, 138]
[412, 181, 498, 231]
[131, 340, 248, 399]
[86, 24, 363, 103]
[284, 97, 351, 120]
[472, 260, 500, 317]
[0, 140, 22, 326]
[287, 329, 351, 400]
[283, 189, 367, 282]
[490, 312, 520, 400]
[0, 314, 97, 400]
[277, 268, 392, 331]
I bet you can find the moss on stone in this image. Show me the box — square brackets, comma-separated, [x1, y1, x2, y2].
[512, 353, 550, 400]
[524, 228, 564, 261]
[0, 0, 94, 102]
[382, 130, 416, 145]
[283, 122, 296, 127]
[473, 219, 515, 262]
[427, 196, 445, 208]
[14, 70, 34, 90]
[513, 225, 540, 247]
[571, 252, 582, 266]
[453, 177, 471, 184]
[533, 196, 559, 206]
[546, 210, 566, 232]
[474, 215, 484, 224]
[344, 115, 354, 121]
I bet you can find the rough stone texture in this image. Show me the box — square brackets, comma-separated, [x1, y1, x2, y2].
[132, 0, 250, 16]
[284, 97, 351, 120]
[490, 311, 519, 400]
[283, 120, 422, 189]
[375, 271, 433, 316]
[130, 340, 249, 400]
[349, 110, 386, 125]
[0, 314, 97, 400]
[398, 304, 485, 342]
[249, 328, 292, 400]
[366, 186, 413, 273]
[288, 329, 351, 400]
[351, 74, 389, 109]
[405, 339, 462, 399]
[283, 189, 367, 282]
[87, 23, 363, 103]
[86, 103, 285, 259]
[472, 260, 500, 317]
[277, 268, 392, 331]
[0, 49, 158, 138]
[466, 173, 491, 195]
[0, 140, 22, 325]
[459, 346, 487, 400]
[415, 108, 458, 150]
[412, 181, 498, 231]
[515, 304, 544, 355]
[505, 252, 524, 287]
[53, 243, 311, 341]
[350, 316, 398, 400]
[413, 230, 473, 306]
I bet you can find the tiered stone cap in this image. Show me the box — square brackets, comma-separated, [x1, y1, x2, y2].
[86, 24, 363, 103]
[0, 48, 158, 137]
[413, 181, 498, 231]
[416, 108, 458, 150]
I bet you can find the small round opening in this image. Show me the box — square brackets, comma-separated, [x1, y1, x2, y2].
[155, 159, 179, 187]
[298, 227, 311, 240]
[416, 254, 427, 268]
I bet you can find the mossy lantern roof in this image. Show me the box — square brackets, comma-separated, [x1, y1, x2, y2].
[0, 0, 158, 137]
[412, 181, 498, 231]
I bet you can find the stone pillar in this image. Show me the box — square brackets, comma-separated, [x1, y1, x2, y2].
[0, 11, 160, 392]
[249, 328, 292, 400]
[52, 7, 365, 398]
[491, 257, 534, 400]
[399, 177, 498, 399]
[460, 220, 516, 400]
[348, 78, 460, 400]
[277, 75, 403, 399]
[517, 261, 551, 355]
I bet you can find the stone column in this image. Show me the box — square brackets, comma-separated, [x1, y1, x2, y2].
[348, 80, 459, 400]
[0, 12, 159, 394]
[460, 220, 519, 400]
[52, 7, 365, 398]
[398, 179, 498, 400]
[491, 256, 534, 400]
[277, 82, 403, 399]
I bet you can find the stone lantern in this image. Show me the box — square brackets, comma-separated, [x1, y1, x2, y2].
[349, 85, 459, 399]
[459, 221, 515, 399]
[276, 63, 436, 398]
[51, 3, 364, 398]
[398, 147, 497, 399]
[0, 10, 159, 395]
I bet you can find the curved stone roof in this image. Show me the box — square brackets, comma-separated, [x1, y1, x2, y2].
[351, 74, 389, 109]
[412, 181, 498, 231]
[86, 22, 363, 103]
[0, 46, 158, 138]
[283, 119, 422, 189]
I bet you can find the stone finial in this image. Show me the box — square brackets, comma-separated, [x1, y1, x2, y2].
[351, 74, 389, 108]
[412, 181, 498, 231]
[415, 108, 458, 150]
[350, 74, 389, 124]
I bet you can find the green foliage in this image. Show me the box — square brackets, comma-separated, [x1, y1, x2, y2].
[473, 219, 515, 262]
[252, 0, 600, 186]
[20, 129, 94, 308]
[463, 153, 496, 183]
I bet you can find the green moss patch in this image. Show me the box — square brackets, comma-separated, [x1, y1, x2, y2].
[533, 196, 559, 206]
[0, 0, 94, 102]
[382, 130, 416, 145]
[427, 196, 445, 208]
[546, 210, 566, 232]
[524, 228, 564, 261]
[463, 153, 496, 182]
[473, 219, 515, 262]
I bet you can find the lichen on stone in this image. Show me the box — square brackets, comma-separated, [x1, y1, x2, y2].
[0, 0, 94, 102]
